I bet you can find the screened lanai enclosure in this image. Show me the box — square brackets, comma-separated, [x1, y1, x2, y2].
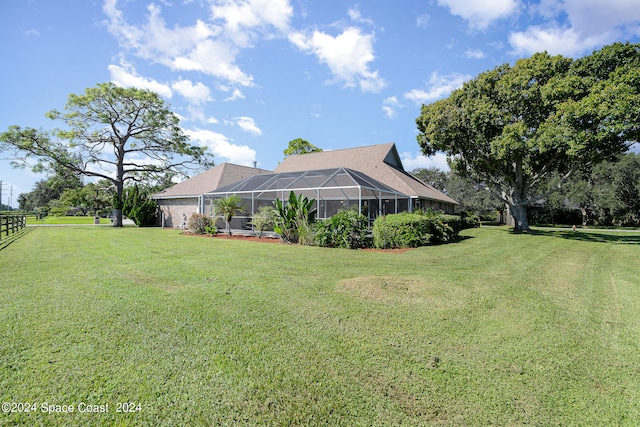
[202, 167, 410, 232]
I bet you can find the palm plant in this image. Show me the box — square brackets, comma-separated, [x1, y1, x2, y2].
[273, 191, 316, 244]
[212, 195, 244, 235]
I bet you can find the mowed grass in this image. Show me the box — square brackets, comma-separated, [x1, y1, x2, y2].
[1, 227, 639, 426]
[25, 216, 112, 225]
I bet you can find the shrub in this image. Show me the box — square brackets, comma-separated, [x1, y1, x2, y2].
[461, 211, 481, 229]
[187, 213, 214, 235]
[122, 185, 158, 227]
[251, 205, 277, 237]
[425, 215, 455, 244]
[373, 212, 431, 249]
[314, 210, 370, 249]
[372, 211, 465, 248]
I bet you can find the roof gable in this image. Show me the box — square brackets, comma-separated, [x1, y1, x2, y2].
[275, 143, 398, 174]
[153, 163, 271, 198]
[275, 143, 457, 205]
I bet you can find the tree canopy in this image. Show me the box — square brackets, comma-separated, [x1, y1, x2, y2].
[0, 82, 214, 226]
[284, 138, 322, 158]
[416, 42, 640, 231]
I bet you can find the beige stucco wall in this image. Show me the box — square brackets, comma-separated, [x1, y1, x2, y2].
[156, 198, 200, 228]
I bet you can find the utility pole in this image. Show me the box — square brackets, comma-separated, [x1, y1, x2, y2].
[0, 181, 13, 210]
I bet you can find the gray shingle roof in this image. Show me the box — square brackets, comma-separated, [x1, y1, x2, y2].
[274, 143, 458, 205]
[153, 163, 272, 199]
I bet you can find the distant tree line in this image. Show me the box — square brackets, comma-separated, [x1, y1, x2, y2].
[16, 170, 174, 226]
[413, 151, 640, 227]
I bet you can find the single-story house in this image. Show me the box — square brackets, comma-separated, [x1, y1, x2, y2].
[274, 143, 458, 213]
[153, 163, 271, 227]
[153, 143, 458, 229]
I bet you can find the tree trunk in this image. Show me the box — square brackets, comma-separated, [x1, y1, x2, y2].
[580, 205, 589, 226]
[112, 181, 124, 227]
[508, 202, 530, 232]
[114, 153, 125, 227]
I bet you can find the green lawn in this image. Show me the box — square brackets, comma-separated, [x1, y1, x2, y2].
[1, 227, 639, 426]
[25, 215, 112, 225]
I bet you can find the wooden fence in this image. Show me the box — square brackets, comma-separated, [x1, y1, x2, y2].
[0, 214, 29, 250]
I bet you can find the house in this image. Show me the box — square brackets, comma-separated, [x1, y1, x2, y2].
[274, 143, 458, 213]
[153, 143, 458, 229]
[153, 163, 271, 227]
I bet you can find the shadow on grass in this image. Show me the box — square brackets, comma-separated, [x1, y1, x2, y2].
[527, 229, 640, 244]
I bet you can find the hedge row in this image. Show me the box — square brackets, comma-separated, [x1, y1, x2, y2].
[372, 212, 469, 249]
[312, 210, 476, 250]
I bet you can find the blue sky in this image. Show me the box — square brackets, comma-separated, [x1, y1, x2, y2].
[2, 0, 640, 207]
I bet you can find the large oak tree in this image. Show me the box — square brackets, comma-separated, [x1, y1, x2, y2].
[1, 83, 214, 226]
[416, 42, 640, 231]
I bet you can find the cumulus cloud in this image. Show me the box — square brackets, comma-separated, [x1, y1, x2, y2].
[171, 79, 212, 104]
[437, 0, 520, 30]
[404, 72, 470, 105]
[211, 0, 293, 47]
[103, 0, 292, 88]
[509, 25, 598, 56]
[234, 116, 262, 135]
[400, 151, 450, 172]
[289, 26, 387, 92]
[108, 60, 173, 97]
[185, 128, 257, 166]
[510, 0, 640, 56]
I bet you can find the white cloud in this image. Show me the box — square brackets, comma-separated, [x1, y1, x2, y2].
[348, 6, 374, 25]
[24, 29, 40, 37]
[234, 116, 262, 135]
[211, 0, 293, 47]
[416, 14, 430, 29]
[510, 0, 640, 57]
[562, 0, 640, 35]
[289, 27, 387, 92]
[464, 48, 486, 59]
[185, 128, 257, 166]
[171, 79, 212, 104]
[509, 25, 596, 56]
[437, 0, 520, 30]
[108, 60, 173, 98]
[382, 96, 402, 119]
[103, 0, 256, 87]
[173, 40, 254, 87]
[400, 151, 450, 172]
[224, 88, 246, 102]
[404, 72, 470, 105]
